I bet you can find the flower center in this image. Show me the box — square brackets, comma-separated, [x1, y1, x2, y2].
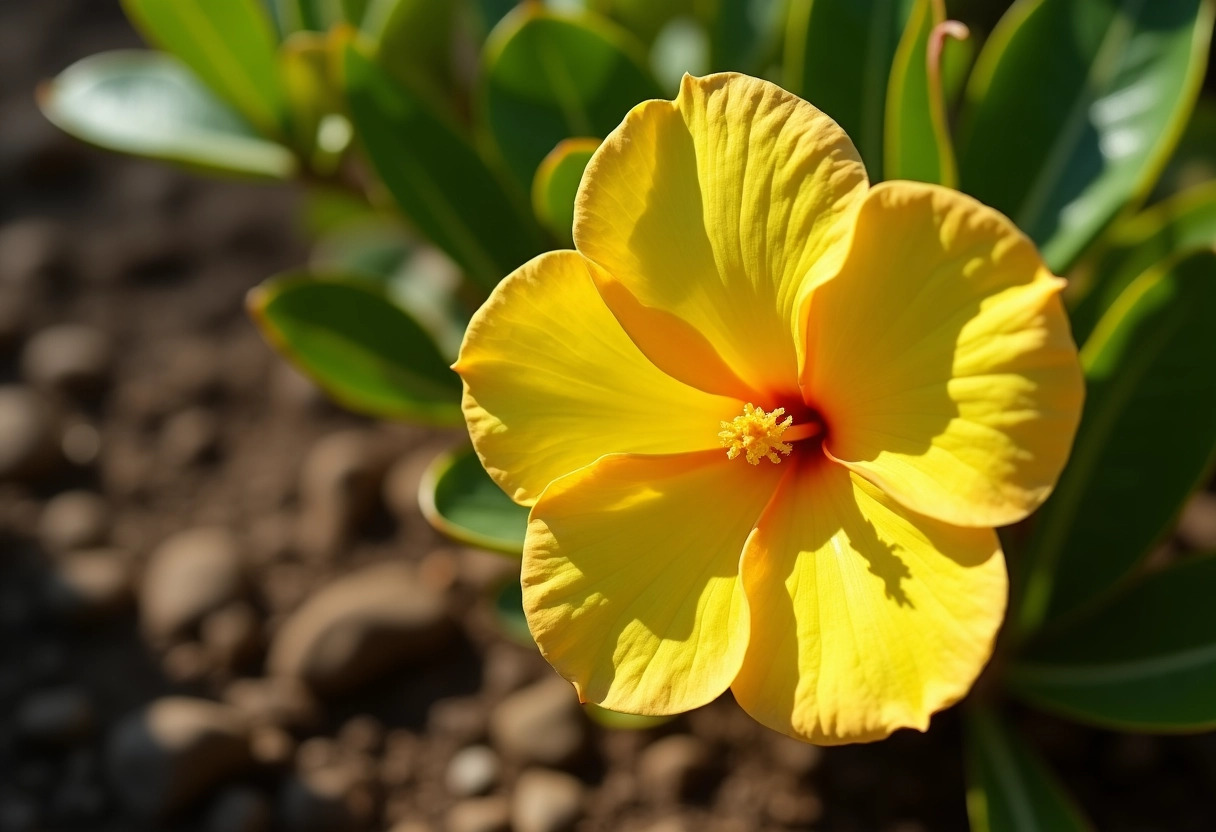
[718, 403, 823, 465]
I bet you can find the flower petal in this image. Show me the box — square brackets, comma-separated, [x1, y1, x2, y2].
[524, 450, 782, 714]
[455, 250, 742, 505]
[804, 181, 1084, 527]
[575, 72, 868, 400]
[732, 458, 1006, 745]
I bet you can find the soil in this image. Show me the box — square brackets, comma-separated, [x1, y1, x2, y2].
[2, 2, 1215, 831]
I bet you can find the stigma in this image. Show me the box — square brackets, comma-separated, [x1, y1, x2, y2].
[718, 403, 796, 465]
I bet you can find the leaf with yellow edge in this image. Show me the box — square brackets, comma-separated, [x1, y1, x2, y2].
[419, 445, 528, 556]
[532, 138, 600, 245]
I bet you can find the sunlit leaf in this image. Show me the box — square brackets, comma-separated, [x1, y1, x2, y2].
[1012, 556, 1216, 732]
[343, 43, 546, 292]
[964, 706, 1091, 832]
[39, 51, 295, 179]
[419, 444, 528, 556]
[532, 138, 599, 245]
[956, 0, 1215, 272]
[121, 0, 290, 137]
[248, 273, 463, 424]
[363, 0, 458, 94]
[480, 4, 662, 188]
[703, 0, 784, 75]
[1016, 250, 1216, 633]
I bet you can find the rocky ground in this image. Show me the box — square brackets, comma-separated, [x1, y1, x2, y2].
[3, 2, 1216, 831]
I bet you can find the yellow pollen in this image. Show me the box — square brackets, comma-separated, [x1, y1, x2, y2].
[718, 403, 794, 465]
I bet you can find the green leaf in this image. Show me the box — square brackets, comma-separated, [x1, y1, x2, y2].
[279, 31, 346, 165]
[1016, 250, 1216, 633]
[784, 0, 917, 178]
[956, 0, 1215, 272]
[884, 0, 963, 186]
[1152, 96, 1216, 200]
[363, 0, 458, 93]
[342, 43, 546, 293]
[490, 577, 533, 646]
[1011, 556, 1216, 732]
[38, 51, 296, 179]
[532, 138, 599, 245]
[275, 0, 345, 31]
[1070, 180, 1216, 343]
[121, 0, 290, 137]
[480, 5, 662, 189]
[702, 0, 784, 74]
[419, 445, 529, 556]
[248, 273, 463, 424]
[964, 706, 1091, 832]
[650, 16, 710, 94]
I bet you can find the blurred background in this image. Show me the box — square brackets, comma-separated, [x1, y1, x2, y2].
[3, 1, 1216, 831]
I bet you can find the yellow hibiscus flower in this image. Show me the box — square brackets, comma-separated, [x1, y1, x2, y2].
[454, 73, 1084, 745]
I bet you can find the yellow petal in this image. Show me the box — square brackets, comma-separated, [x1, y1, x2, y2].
[524, 450, 782, 714]
[804, 181, 1084, 527]
[455, 250, 743, 505]
[575, 72, 868, 400]
[732, 459, 1006, 745]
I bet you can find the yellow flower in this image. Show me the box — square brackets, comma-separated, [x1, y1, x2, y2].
[454, 73, 1083, 744]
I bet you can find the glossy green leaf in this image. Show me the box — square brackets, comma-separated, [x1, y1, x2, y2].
[1011, 556, 1216, 732]
[280, 32, 345, 165]
[419, 445, 529, 556]
[1016, 250, 1216, 633]
[1152, 96, 1216, 199]
[343, 43, 545, 293]
[884, 0, 962, 185]
[363, 0, 458, 94]
[592, 0, 695, 45]
[1071, 180, 1216, 343]
[784, 0, 917, 177]
[121, 0, 290, 137]
[248, 273, 463, 424]
[964, 707, 1091, 832]
[480, 5, 662, 188]
[702, 0, 784, 74]
[957, 0, 1214, 272]
[491, 578, 533, 646]
[532, 138, 599, 245]
[38, 51, 296, 179]
[275, 0, 346, 31]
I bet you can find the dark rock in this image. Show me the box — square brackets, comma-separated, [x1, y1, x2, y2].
[445, 745, 500, 798]
[107, 697, 252, 817]
[266, 562, 451, 697]
[141, 527, 244, 643]
[15, 687, 95, 746]
[38, 490, 110, 553]
[162, 641, 213, 684]
[277, 763, 378, 832]
[445, 796, 511, 832]
[21, 324, 113, 399]
[511, 768, 584, 832]
[296, 431, 391, 562]
[204, 787, 271, 832]
[0, 386, 60, 482]
[637, 735, 717, 804]
[489, 677, 587, 767]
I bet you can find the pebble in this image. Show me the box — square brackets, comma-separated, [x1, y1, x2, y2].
[0, 386, 59, 482]
[106, 697, 252, 817]
[267, 562, 451, 697]
[15, 687, 95, 746]
[383, 444, 444, 523]
[445, 745, 501, 797]
[489, 676, 587, 768]
[21, 324, 113, 399]
[339, 715, 386, 756]
[296, 431, 389, 561]
[770, 735, 823, 775]
[38, 490, 110, 553]
[277, 763, 378, 832]
[223, 676, 322, 733]
[43, 549, 133, 622]
[203, 787, 271, 832]
[512, 768, 584, 832]
[201, 602, 261, 670]
[637, 735, 717, 804]
[446, 796, 511, 832]
[159, 406, 220, 466]
[250, 724, 296, 767]
[140, 527, 245, 643]
[162, 641, 213, 685]
[0, 218, 67, 288]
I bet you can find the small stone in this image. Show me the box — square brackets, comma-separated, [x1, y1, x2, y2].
[428, 696, 487, 744]
[489, 677, 587, 767]
[141, 527, 244, 643]
[21, 324, 112, 399]
[38, 490, 110, 553]
[162, 642, 213, 685]
[380, 730, 419, 788]
[296, 431, 390, 561]
[1178, 491, 1216, 551]
[15, 687, 95, 745]
[43, 549, 133, 622]
[204, 787, 271, 832]
[0, 386, 59, 482]
[0, 219, 67, 288]
[482, 643, 543, 696]
[106, 697, 252, 817]
[770, 735, 822, 775]
[446, 796, 510, 832]
[250, 725, 296, 767]
[277, 763, 378, 832]
[637, 735, 717, 804]
[201, 602, 261, 670]
[383, 443, 446, 523]
[445, 745, 500, 798]
[223, 676, 322, 733]
[159, 407, 220, 466]
[511, 769, 584, 832]
[339, 715, 385, 756]
[267, 562, 451, 697]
